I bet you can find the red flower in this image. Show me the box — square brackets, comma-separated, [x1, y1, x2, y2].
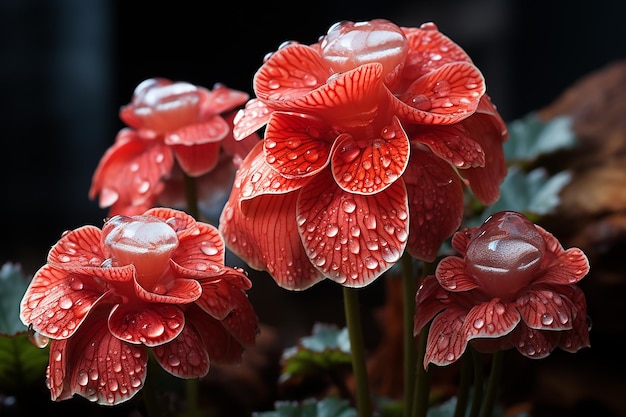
[19, 208, 259, 405]
[89, 78, 257, 216]
[414, 211, 590, 368]
[219, 19, 507, 290]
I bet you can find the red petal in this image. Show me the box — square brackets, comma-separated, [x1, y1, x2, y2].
[171, 141, 221, 177]
[187, 305, 246, 364]
[48, 226, 104, 266]
[152, 324, 210, 378]
[535, 226, 590, 285]
[411, 124, 485, 169]
[297, 171, 408, 287]
[394, 62, 485, 125]
[450, 227, 475, 256]
[174, 221, 225, 266]
[414, 275, 450, 334]
[200, 84, 249, 116]
[331, 116, 410, 195]
[133, 276, 202, 304]
[423, 307, 468, 368]
[196, 268, 252, 320]
[89, 129, 174, 214]
[164, 116, 229, 146]
[145, 207, 197, 236]
[462, 299, 521, 341]
[511, 325, 560, 359]
[20, 264, 105, 339]
[264, 112, 332, 178]
[220, 288, 259, 347]
[219, 186, 324, 290]
[232, 99, 271, 140]
[558, 286, 590, 352]
[108, 302, 184, 347]
[50, 309, 148, 405]
[404, 150, 464, 261]
[456, 95, 508, 205]
[516, 287, 577, 331]
[434, 256, 478, 292]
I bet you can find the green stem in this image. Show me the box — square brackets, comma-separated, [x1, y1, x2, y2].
[343, 287, 372, 417]
[468, 347, 484, 417]
[411, 323, 430, 417]
[453, 351, 473, 417]
[141, 368, 160, 417]
[479, 351, 504, 417]
[184, 173, 199, 219]
[401, 253, 417, 416]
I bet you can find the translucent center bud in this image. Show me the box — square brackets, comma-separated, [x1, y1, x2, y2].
[465, 212, 545, 300]
[102, 215, 179, 290]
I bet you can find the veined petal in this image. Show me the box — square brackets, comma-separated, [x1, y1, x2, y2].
[331, 116, 410, 195]
[170, 141, 221, 177]
[456, 95, 508, 205]
[164, 116, 229, 146]
[219, 288, 259, 347]
[108, 302, 185, 346]
[401, 23, 472, 81]
[174, 221, 225, 266]
[534, 225, 590, 285]
[219, 187, 324, 290]
[254, 43, 333, 103]
[516, 286, 577, 331]
[49, 308, 148, 405]
[145, 207, 198, 240]
[264, 112, 332, 178]
[411, 124, 485, 169]
[450, 227, 473, 256]
[558, 285, 590, 352]
[463, 299, 520, 341]
[133, 276, 202, 304]
[404, 150, 464, 261]
[423, 307, 467, 368]
[435, 256, 478, 292]
[232, 98, 271, 140]
[48, 226, 104, 266]
[414, 275, 451, 334]
[187, 305, 247, 364]
[152, 324, 210, 378]
[20, 264, 106, 339]
[512, 325, 560, 359]
[297, 170, 408, 287]
[196, 268, 252, 320]
[200, 83, 249, 116]
[394, 62, 485, 125]
[89, 128, 174, 212]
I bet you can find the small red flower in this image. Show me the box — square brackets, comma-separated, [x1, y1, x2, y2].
[20, 207, 259, 405]
[89, 78, 258, 216]
[414, 211, 591, 368]
[220, 19, 507, 290]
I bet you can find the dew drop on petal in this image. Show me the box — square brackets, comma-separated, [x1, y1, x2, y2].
[541, 313, 554, 326]
[199, 241, 219, 256]
[473, 318, 485, 329]
[364, 256, 379, 270]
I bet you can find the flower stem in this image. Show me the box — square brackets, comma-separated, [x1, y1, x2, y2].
[453, 351, 473, 417]
[141, 368, 159, 417]
[469, 347, 484, 417]
[184, 173, 199, 219]
[343, 287, 372, 417]
[479, 351, 504, 417]
[401, 253, 417, 416]
[412, 261, 435, 417]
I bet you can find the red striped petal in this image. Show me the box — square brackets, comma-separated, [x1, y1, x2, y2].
[108, 302, 184, 347]
[48, 225, 104, 266]
[434, 256, 478, 292]
[463, 299, 521, 341]
[151, 324, 210, 378]
[423, 307, 467, 368]
[232, 99, 271, 140]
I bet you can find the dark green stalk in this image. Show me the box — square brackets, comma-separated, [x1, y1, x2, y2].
[411, 322, 430, 417]
[479, 351, 504, 417]
[184, 173, 199, 219]
[343, 287, 372, 417]
[453, 351, 473, 417]
[468, 347, 484, 417]
[401, 253, 417, 416]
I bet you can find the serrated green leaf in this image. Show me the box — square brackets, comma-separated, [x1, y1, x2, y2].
[253, 397, 356, 417]
[0, 332, 49, 391]
[504, 112, 576, 163]
[0, 263, 31, 336]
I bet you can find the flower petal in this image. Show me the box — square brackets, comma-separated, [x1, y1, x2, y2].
[219, 187, 324, 290]
[414, 275, 452, 334]
[557, 285, 590, 352]
[48, 226, 105, 266]
[394, 62, 485, 125]
[455, 95, 508, 205]
[187, 305, 247, 364]
[170, 141, 221, 177]
[89, 129, 174, 214]
[49, 308, 148, 405]
[423, 307, 468, 368]
[200, 83, 249, 116]
[435, 256, 478, 292]
[450, 227, 473, 256]
[516, 286, 577, 331]
[145, 207, 199, 240]
[220, 288, 259, 347]
[134, 276, 202, 304]
[108, 302, 185, 347]
[152, 324, 210, 378]
[232, 98, 271, 140]
[534, 225, 590, 285]
[297, 171, 408, 287]
[404, 150, 464, 261]
[511, 325, 560, 359]
[20, 264, 106, 339]
[331, 116, 410, 195]
[411, 124, 485, 169]
[196, 268, 252, 320]
[174, 221, 225, 266]
[463, 299, 521, 341]
[264, 112, 332, 178]
[165, 116, 229, 146]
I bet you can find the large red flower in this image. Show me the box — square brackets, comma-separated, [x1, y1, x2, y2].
[89, 78, 258, 216]
[20, 207, 259, 405]
[220, 19, 507, 290]
[414, 211, 590, 368]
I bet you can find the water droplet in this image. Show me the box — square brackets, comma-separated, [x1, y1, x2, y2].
[410, 94, 432, 111]
[541, 313, 554, 326]
[381, 246, 400, 263]
[363, 214, 377, 230]
[27, 324, 49, 348]
[364, 256, 378, 270]
[473, 318, 485, 329]
[59, 297, 73, 310]
[168, 355, 181, 367]
[325, 224, 339, 237]
[200, 241, 219, 256]
[342, 199, 357, 213]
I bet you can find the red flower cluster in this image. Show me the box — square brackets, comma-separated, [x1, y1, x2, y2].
[220, 19, 508, 290]
[89, 78, 258, 216]
[414, 211, 590, 368]
[20, 208, 259, 405]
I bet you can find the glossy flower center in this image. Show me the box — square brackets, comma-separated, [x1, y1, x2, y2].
[465, 212, 545, 300]
[102, 215, 179, 290]
[131, 78, 200, 133]
[320, 19, 408, 82]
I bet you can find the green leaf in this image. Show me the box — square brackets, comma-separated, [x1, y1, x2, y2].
[253, 397, 356, 417]
[280, 323, 351, 383]
[504, 112, 576, 163]
[0, 332, 49, 391]
[0, 263, 31, 336]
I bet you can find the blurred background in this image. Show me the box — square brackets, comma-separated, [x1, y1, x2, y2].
[1, 0, 626, 416]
